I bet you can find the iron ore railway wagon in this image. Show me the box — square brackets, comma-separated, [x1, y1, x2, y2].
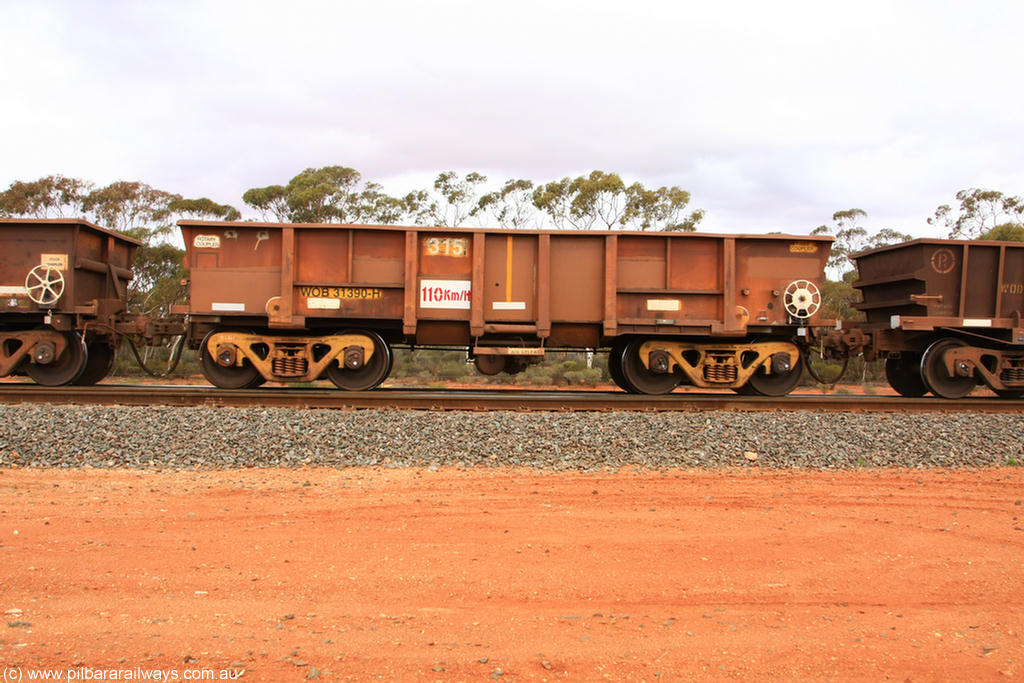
[178, 221, 833, 396]
[0, 218, 165, 386]
[834, 238, 1024, 399]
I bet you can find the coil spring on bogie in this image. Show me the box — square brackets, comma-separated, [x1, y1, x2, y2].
[272, 355, 308, 377]
[703, 357, 738, 383]
[1000, 366, 1024, 384]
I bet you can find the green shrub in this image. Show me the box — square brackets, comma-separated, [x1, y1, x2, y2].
[564, 368, 603, 385]
[438, 360, 472, 381]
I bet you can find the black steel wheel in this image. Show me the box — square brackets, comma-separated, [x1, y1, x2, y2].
[607, 339, 636, 393]
[474, 354, 506, 376]
[920, 338, 976, 399]
[72, 341, 117, 386]
[198, 328, 263, 389]
[884, 352, 927, 397]
[26, 332, 88, 386]
[326, 330, 392, 391]
[744, 352, 804, 397]
[620, 339, 681, 395]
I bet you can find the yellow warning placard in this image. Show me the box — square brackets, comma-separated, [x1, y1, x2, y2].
[40, 253, 68, 270]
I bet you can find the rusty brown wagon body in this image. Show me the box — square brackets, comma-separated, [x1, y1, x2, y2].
[0, 218, 140, 385]
[179, 221, 833, 395]
[845, 239, 1024, 398]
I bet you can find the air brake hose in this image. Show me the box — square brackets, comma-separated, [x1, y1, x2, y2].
[125, 332, 186, 378]
[803, 347, 850, 386]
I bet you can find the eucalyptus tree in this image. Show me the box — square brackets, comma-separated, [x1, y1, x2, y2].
[477, 178, 538, 229]
[407, 171, 489, 227]
[979, 223, 1024, 241]
[0, 174, 91, 218]
[533, 170, 703, 231]
[929, 188, 1024, 239]
[244, 165, 430, 225]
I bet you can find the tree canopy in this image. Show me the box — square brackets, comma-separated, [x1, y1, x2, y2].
[243, 166, 364, 223]
[477, 179, 537, 229]
[928, 188, 1024, 239]
[531, 170, 703, 231]
[240, 166, 705, 232]
[979, 223, 1024, 241]
[0, 175, 90, 218]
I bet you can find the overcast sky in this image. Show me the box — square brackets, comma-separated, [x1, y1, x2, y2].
[2, 0, 1022, 237]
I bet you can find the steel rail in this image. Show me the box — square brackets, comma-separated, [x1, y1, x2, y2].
[0, 383, 1022, 412]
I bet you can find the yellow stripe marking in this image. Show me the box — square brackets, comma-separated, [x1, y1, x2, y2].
[506, 235, 513, 302]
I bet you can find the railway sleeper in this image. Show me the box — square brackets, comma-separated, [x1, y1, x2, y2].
[206, 331, 379, 384]
[636, 339, 801, 390]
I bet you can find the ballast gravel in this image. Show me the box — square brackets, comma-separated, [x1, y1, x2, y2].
[0, 405, 1021, 469]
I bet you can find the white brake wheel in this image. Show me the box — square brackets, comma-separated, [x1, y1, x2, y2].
[26, 265, 66, 305]
[783, 279, 820, 319]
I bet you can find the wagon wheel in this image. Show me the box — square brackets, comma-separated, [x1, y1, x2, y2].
[72, 340, 117, 386]
[198, 328, 264, 389]
[883, 352, 927, 397]
[619, 339, 681, 395]
[25, 265, 66, 306]
[326, 330, 392, 391]
[744, 348, 804, 397]
[473, 354, 507, 376]
[26, 332, 88, 386]
[607, 339, 636, 393]
[920, 338, 976, 399]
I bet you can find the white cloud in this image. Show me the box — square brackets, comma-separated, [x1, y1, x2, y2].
[1, 0, 1022, 238]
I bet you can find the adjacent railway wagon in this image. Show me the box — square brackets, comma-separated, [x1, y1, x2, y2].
[179, 221, 833, 395]
[0, 218, 141, 385]
[843, 238, 1024, 398]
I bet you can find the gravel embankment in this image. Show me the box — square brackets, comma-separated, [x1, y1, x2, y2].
[1, 405, 1022, 469]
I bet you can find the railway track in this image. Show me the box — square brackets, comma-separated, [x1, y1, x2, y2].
[0, 383, 1021, 412]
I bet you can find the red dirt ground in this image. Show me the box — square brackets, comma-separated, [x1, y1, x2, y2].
[2, 467, 1023, 682]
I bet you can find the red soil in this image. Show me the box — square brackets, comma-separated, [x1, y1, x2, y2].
[2, 467, 1023, 681]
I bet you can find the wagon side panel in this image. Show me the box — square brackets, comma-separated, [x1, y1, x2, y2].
[0, 220, 138, 319]
[292, 227, 406, 325]
[735, 237, 831, 328]
[183, 224, 283, 318]
[1001, 245, 1024, 319]
[854, 240, 1024, 326]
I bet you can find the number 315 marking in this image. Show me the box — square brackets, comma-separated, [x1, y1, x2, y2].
[424, 237, 468, 257]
